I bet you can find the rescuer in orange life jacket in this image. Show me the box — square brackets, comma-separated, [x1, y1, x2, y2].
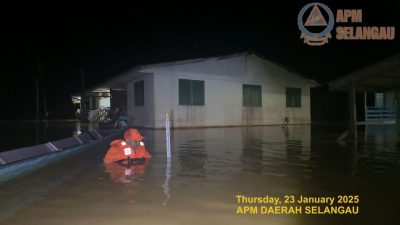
[103, 128, 152, 164]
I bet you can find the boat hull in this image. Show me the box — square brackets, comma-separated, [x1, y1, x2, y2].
[0, 129, 124, 184]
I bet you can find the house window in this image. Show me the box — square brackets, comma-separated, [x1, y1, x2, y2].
[134, 80, 144, 107]
[286, 87, 301, 107]
[243, 84, 262, 107]
[179, 79, 205, 105]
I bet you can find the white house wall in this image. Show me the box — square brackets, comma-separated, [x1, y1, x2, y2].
[246, 55, 312, 125]
[140, 54, 313, 128]
[127, 74, 155, 128]
[149, 56, 246, 128]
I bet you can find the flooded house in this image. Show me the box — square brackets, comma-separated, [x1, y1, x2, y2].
[76, 52, 318, 128]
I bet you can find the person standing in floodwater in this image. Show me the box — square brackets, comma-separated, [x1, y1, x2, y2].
[103, 128, 152, 164]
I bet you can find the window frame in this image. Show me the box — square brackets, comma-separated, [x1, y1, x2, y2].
[134, 80, 145, 107]
[179, 79, 205, 106]
[286, 87, 302, 108]
[242, 84, 262, 107]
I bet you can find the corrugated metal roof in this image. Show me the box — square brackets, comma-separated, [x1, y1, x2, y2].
[329, 54, 400, 92]
[140, 51, 253, 69]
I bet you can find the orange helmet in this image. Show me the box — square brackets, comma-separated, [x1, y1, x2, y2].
[124, 128, 145, 141]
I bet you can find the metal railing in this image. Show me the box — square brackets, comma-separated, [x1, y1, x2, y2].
[365, 107, 396, 121]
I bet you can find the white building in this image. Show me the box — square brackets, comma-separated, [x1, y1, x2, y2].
[86, 52, 318, 128]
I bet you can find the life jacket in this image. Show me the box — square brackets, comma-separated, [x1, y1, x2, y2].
[103, 139, 152, 164]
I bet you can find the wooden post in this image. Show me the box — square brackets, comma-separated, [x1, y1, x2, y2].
[32, 76, 40, 144]
[165, 112, 171, 159]
[80, 68, 87, 122]
[163, 112, 172, 205]
[364, 92, 367, 140]
[348, 83, 358, 140]
[33, 77, 39, 123]
[43, 88, 48, 121]
[364, 92, 367, 114]
[35, 54, 42, 123]
[395, 88, 400, 137]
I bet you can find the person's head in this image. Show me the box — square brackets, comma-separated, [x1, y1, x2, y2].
[124, 128, 144, 148]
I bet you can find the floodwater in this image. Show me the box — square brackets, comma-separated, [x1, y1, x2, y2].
[0, 124, 399, 225]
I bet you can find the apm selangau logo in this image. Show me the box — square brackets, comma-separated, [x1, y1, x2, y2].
[298, 2, 395, 46]
[297, 2, 334, 46]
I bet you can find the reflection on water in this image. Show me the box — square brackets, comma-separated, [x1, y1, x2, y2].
[0, 125, 400, 225]
[179, 140, 207, 177]
[241, 127, 264, 173]
[104, 160, 149, 184]
[162, 156, 172, 206]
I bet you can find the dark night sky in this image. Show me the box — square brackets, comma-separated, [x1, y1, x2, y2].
[0, 1, 399, 119]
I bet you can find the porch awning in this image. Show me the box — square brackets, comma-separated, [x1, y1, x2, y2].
[329, 54, 400, 92]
